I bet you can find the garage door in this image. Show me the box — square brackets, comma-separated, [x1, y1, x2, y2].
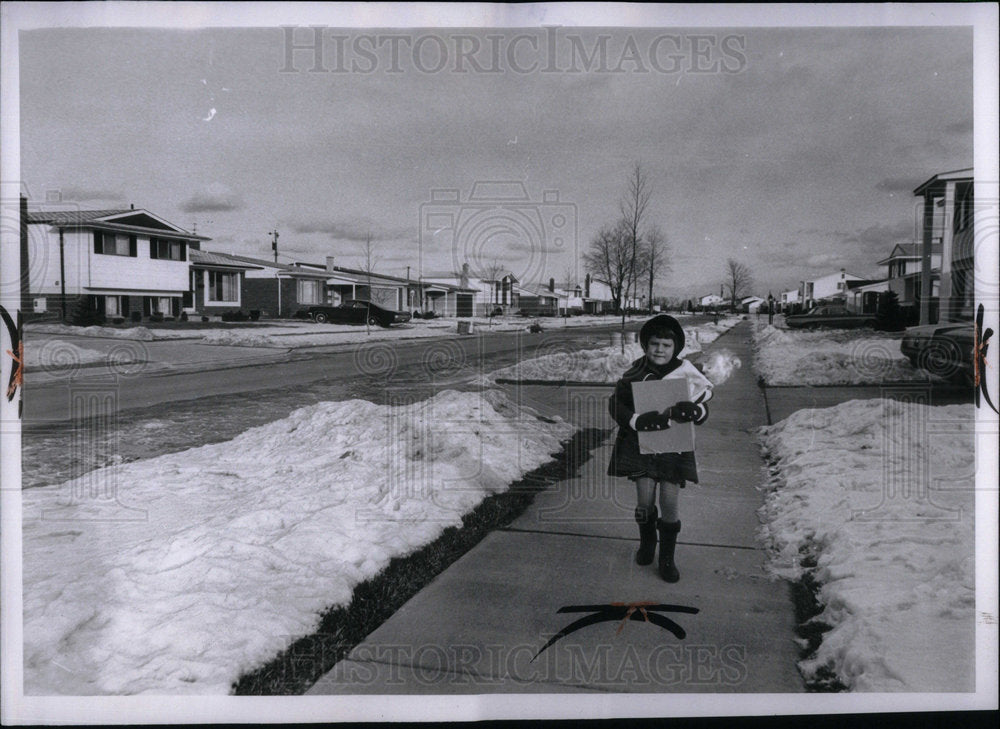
[456, 294, 473, 317]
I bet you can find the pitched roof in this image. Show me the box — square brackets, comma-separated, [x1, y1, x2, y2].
[913, 167, 973, 195]
[27, 209, 131, 225]
[876, 243, 942, 265]
[27, 207, 210, 240]
[515, 284, 559, 298]
[189, 250, 265, 269]
[199, 251, 330, 277]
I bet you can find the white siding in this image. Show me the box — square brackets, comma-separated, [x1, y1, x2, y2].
[91, 244, 188, 291]
[28, 225, 187, 294]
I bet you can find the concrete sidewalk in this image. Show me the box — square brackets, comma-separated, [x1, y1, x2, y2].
[307, 321, 804, 694]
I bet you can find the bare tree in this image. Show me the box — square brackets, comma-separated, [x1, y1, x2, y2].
[724, 258, 754, 312]
[643, 224, 669, 314]
[619, 162, 653, 322]
[583, 220, 641, 351]
[583, 220, 633, 315]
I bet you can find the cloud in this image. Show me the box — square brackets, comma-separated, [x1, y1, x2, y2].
[57, 186, 126, 202]
[844, 220, 912, 247]
[180, 183, 243, 213]
[291, 217, 415, 243]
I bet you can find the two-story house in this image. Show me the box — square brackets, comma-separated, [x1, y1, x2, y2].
[914, 167, 974, 325]
[798, 269, 864, 309]
[778, 289, 801, 313]
[848, 242, 943, 319]
[25, 204, 209, 320]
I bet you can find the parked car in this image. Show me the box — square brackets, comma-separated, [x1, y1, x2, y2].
[900, 321, 974, 385]
[784, 305, 878, 330]
[306, 300, 412, 327]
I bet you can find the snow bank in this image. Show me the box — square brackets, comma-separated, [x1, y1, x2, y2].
[758, 399, 974, 691]
[22, 389, 576, 695]
[27, 323, 165, 341]
[752, 324, 933, 386]
[199, 329, 285, 348]
[483, 317, 742, 384]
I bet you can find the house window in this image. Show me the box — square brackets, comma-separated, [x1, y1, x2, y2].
[297, 279, 323, 304]
[94, 232, 136, 257]
[103, 295, 124, 316]
[208, 271, 239, 302]
[149, 238, 186, 261]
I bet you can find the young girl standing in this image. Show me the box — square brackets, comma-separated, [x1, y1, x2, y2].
[607, 315, 713, 582]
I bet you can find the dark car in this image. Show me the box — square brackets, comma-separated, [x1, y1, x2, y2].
[306, 299, 412, 327]
[784, 305, 878, 330]
[900, 321, 974, 385]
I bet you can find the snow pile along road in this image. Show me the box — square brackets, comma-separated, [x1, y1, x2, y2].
[483, 317, 743, 384]
[752, 324, 932, 386]
[22, 389, 576, 695]
[758, 399, 975, 691]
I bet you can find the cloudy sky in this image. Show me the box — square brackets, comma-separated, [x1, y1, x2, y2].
[15, 8, 978, 298]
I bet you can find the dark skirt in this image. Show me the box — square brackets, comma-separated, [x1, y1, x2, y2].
[606, 429, 698, 485]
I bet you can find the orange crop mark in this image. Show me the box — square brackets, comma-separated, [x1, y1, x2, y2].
[611, 601, 657, 635]
[975, 326, 992, 388]
[6, 341, 23, 397]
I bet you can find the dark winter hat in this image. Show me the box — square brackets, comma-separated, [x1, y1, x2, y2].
[639, 314, 685, 352]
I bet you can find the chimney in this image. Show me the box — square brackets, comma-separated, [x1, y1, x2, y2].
[460, 262, 470, 288]
[326, 256, 336, 272]
[130, 203, 134, 210]
[585, 273, 591, 297]
[549, 277, 555, 292]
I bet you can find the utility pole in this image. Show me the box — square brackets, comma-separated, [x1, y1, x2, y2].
[269, 229, 279, 263]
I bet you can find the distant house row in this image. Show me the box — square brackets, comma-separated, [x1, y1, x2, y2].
[19, 199, 619, 320]
[698, 167, 972, 326]
[832, 167, 972, 326]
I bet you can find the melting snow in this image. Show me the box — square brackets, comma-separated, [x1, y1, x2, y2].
[758, 399, 975, 691]
[752, 324, 934, 386]
[22, 389, 575, 695]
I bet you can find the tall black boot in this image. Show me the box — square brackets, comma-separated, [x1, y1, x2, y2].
[634, 506, 658, 565]
[656, 519, 681, 583]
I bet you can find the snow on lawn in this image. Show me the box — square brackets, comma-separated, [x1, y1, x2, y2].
[27, 323, 194, 341]
[758, 399, 975, 691]
[24, 340, 108, 368]
[22, 388, 576, 695]
[482, 317, 743, 384]
[752, 324, 933, 386]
